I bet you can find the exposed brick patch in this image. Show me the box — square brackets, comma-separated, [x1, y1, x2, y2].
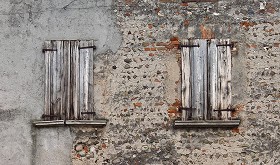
[200, 25, 214, 39]
[274, 43, 280, 47]
[232, 128, 240, 133]
[144, 47, 156, 51]
[183, 20, 189, 27]
[133, 102, 142, 108]
[171, 99, 181, 107]
[232, 104, 244, 117]
[240, 21, 256, 30]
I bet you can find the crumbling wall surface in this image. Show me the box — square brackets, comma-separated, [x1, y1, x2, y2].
[88, 0, 279, 164]
[0, 0, 280, 165]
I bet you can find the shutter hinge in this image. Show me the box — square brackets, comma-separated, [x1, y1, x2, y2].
[79, 46, 96, 50]
[42, 49, 57, 53]
[179, 44, 200, 49]
[81, 111, 96, 115]
[216, 43, 234, 48]
[213, 108, 235, 111]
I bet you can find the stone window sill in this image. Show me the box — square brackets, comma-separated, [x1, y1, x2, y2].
[33, 119, 107, 127]
[173, 119, 240, 128]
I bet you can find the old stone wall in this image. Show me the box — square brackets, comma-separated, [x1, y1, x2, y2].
[0, 0, 279, 165]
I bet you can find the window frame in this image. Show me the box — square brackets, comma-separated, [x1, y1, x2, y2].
[174, 39, 240, 128]
[33, 40, 107, 127]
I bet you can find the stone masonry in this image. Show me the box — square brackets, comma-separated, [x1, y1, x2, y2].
[0, 0, 279, 165]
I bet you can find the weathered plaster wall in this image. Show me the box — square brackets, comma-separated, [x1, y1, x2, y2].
[0, 0, 121, 164]
[0, 0, 279, 165]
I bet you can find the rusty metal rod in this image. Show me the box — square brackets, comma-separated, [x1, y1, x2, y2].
[213, 108, 235, 111]
[79, 46, 96, 50]
[42, 49, 57, 53]
[216, 44, 234, 47]
[81, 111, 96, 115]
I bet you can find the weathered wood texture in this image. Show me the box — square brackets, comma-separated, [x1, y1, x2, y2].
[181, 39, 232, 121]
[43, 40, 95, 121]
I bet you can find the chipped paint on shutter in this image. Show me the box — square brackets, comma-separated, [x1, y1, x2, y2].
[181, 40, 191, 121]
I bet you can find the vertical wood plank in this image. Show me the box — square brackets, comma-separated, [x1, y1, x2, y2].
[50, 41, 58, 120]
[191, 39, 199, 119]
[218, 39, 232, 120]
[208, 39, 219, 119]
[56, 41, 63, 119]
[181, 40, 191, 121]
[88, 40, 95, 120]
[58, 41, 67, 120]
[44, 41, 51, 121]
[225, 39, 232, 118]
[191, 39, 207, 120]
[61, 41, 69, 120]
[199, 39, 207, 120]
[72, 41, 80, 120]
[66, 41, 71, 120]
[79, 42, 85, 119]
[79, 40, 95, 120]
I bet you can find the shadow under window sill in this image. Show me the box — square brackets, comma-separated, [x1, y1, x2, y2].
[173, 119, 240, 128]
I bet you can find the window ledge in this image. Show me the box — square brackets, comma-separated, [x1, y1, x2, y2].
[174, 119, 240, 128]
[33, 119, 107, 127]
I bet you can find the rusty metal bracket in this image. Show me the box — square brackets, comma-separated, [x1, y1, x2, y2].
[216, 43, 234, 48]
[179, 44, 200, 49]
[81, 111, 96, 115]
[79, 46, 96, 50]
[213, 108, 235, 111]
[42, 49, 57, 53]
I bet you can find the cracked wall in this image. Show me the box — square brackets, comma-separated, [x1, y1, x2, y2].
[0, 0, 279, 165]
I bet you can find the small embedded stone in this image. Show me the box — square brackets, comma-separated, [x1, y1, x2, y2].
[124, 64, 130, 69]
[78, 150, 86, 157]
[90, 146, 96, 153]
[124, 58, 132, 63]
[75, 144, 83, 151]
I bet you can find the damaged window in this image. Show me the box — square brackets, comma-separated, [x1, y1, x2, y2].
[42, 40, 96, 121]
[175, 39, 240, 128]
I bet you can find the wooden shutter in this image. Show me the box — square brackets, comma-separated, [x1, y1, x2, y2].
[210, 39, 231, 120]
[181, 39, 207, 120]
[181, 39, 232, 121]
[43, 40, 95, 121]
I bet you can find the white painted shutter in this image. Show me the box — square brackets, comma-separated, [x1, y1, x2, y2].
[43, 40, 95, 121]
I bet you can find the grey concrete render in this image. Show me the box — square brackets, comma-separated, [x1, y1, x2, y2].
[0, 0, 279, 165]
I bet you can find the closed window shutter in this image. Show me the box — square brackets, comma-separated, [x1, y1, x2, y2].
[216, 39, 232, 120]
[181, 39, 232, 121]
[181, 39, 207, 120]
[43, 40, 95, 121]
